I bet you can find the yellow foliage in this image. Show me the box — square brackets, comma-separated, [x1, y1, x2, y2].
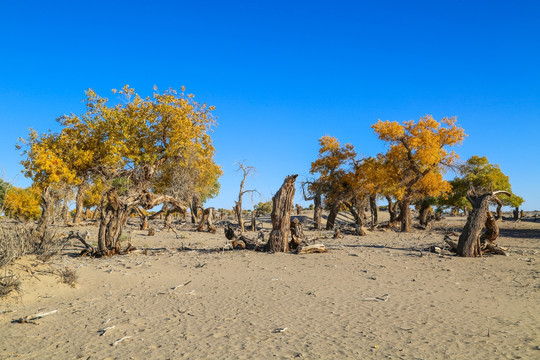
[372, 115, 465, 201]
[3, 186, 41, 220]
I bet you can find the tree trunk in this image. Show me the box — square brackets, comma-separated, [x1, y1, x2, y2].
[326, 200, 342, 230]
[37, 186, 53, 234]
[386, 196, 399, 224]
[197, 207, 216, 233]
[369, 195, 378, 226]
[190, 196, 200, 224]
[513, 207, 520, 220]
[295, 204, 302, 215]
[234, 201, 245, 232]
[457, 186, 511, 257]
[61, 198, 70, 226]
[266, 175, 298, 252]
[313, 194, 322, 230]
[496, 203, 503, 221]
[290, 218, 305, 250]
[251, 210, 257, 231]
[98, 189, 131, 256]
[418, 202, 432, 228]
[400, 198, 412, 232]
[347, 203, 366, 236]
[73, 182, 87, 224]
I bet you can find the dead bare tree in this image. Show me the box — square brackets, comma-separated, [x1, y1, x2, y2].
[266, 174, 298, 252]
[233, 162, 257, 233]
[456, 184, 511, 257]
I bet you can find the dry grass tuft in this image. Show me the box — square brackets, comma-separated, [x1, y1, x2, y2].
[58, 267, 78, 288]
[0, 272, 21, 297]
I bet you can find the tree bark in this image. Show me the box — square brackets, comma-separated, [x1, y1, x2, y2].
[251, 210, 257, 231]
[400, 198, 412, 232]
[386, 196, 399, 224]
[326, 200, 342, 230]
[290, 218, 305, 250]
[37, 186, 53, 235]
[313, 194, 322, 230]
[61, 198, 70, 226]
[197, 207, 216, 233]
[513, 207, 520, 220]
[418, 201, 432, 228]
[369, 195, 378, 226]
[234, 201, 245, 232]
[347, 203, 366, 236]
[266, 175, 298, 252]
[190, 196, 200, 224]
[73, 182, 87, 224]
[457, 186, 511, 257]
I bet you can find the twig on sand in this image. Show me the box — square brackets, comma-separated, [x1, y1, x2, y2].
[363, 294, 389, 302]
[172, 280, 192, 290]
[273, 327, 288, 333]
[98, 325, 116, 336]
[112, 336, 132, 346]
[13, 309, 58, 324]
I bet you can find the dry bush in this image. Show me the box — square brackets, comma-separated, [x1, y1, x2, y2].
[58, 267, 78, 288]
[0, 221, 69, 267]
[0, 272, 21, 298]
[0, 222, 34, 268]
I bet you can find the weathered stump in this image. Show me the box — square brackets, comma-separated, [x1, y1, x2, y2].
[266, 175, 298, 252]
[290, 218, 305, 250]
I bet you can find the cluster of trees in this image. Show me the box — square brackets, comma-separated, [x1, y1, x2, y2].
[8, 86, 221, 255]
[305, 116, 524, 233]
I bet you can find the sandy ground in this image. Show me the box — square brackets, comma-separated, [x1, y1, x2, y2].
[1, 212, 539, 359]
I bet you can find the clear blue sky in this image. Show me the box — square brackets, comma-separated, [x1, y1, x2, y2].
[1, 1, 539, 210]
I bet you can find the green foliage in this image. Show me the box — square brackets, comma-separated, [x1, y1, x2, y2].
[443, 155, 524, 210]
[254, 201, 273, 214]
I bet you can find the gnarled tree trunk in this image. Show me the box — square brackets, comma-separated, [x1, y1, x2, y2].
[457, 186, 511, 257]
[73, 182, 87, 224]
[37, 186, 54, 235]
[326, 200, 342, 230]
[234, 201, 244, 232]
[290, 218, 305, 250]
[347, 203, 366, 236]
[197, 207, 216, 233]
[313, 194, 322, 230]
[418, 201, 432, 228]
[400, 198, 412, 232]
[266, 174, 298, 252]
[386, 196, 399, 225]
[369, 195, 378, 226]
[190, 195, 200, 224]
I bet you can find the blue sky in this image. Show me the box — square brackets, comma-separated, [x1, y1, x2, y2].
[1, 1, 539, 210]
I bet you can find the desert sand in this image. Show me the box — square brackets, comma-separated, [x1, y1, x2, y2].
[1, 212, 539, 359]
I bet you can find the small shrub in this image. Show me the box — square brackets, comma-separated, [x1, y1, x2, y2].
[0, 272, 21, 297]
[58, 267, 78, 288]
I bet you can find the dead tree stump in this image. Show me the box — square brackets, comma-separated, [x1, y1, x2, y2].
[290, 218, 305, 250]
[224, 226, 259, 250]
[457, 185, 511, 257]
[266, 175, 298, 252]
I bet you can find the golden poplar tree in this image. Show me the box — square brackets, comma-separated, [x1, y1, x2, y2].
[372, 115, 465, 232]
